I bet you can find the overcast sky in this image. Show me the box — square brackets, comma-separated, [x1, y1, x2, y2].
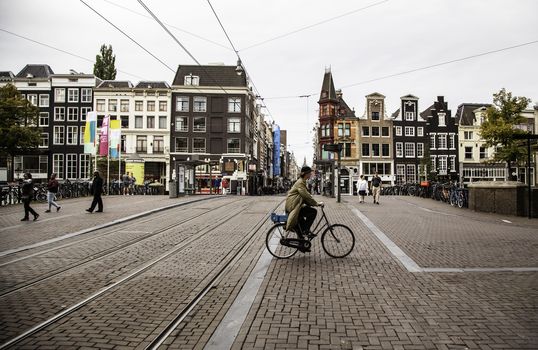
[1, 0, 537, 165]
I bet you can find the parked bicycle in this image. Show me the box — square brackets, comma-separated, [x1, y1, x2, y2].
[266, 205, 355, 259]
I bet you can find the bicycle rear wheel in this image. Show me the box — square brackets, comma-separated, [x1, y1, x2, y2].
[266, 223, 300, 259]
[321, 224, 355, 258]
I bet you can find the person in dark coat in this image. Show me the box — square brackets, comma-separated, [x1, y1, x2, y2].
[21, 172, 39, 221]
[86, 171, 104, 213]
[45, 173, 61, 213]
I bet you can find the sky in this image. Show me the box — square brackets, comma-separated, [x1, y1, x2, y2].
[1, 0, 537, 166]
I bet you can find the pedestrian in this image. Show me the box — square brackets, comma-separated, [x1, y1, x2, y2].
[371, 171, 382, 204]
[122, 172, 130, 195]
[285, 166, 324, 248]
[45, 173, 61, 213]
[356, 175, 368, 203]
[129, 172, 136, 195]
[20, 172, 39, 221]
[86, 171, 104, 213]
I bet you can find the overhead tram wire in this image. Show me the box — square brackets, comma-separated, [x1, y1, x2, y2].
[79, 0, 175, 74]
[261, 39, 538, 100]
[0, 28, 146, 80]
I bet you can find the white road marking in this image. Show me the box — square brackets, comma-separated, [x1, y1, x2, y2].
[502, 219, 512, 224]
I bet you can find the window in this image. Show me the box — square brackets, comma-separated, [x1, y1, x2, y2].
[175, 116, 188, 132]
[136, 136, 147, 152]
[176, 96, 189, 112]
[406, 164, 416, 183]
[465, 147, 473, 159]
[135, 100, 143, 111]
[337, 124, 343, 137]
[159, 101, 167, 112]
[55, 88, 65, 102]
[175, 137, 188, 152]
[362, 126, 370, 136]
[405, 143, 415, 158]
[417, 127, 424, 137]
[28, 94, 38, 106]
[430, 156, 436, 172]
[80, 126, 85, 145]
[153, 136, 164, 153]
[372, 127, 380, 137]
[53, 154, 64, 179]
[67, 126, 78, 145]
[417, 143, 424, 158]
[449, 155, 456, 171]
[39, 94, 49, 107]
[66, 154, 77, 179]
[97, 115, 104, 128]
[438, 134, 447, 149]
[325, 124, 331, 137]
[464, 131, 473, 140]
[67, 107, 78, 121]
[396, 164, 405, 184]
[193, 97, 207, 112]
[438, 156, 447, 174]
[39, 112, 49, 127]
[371, 111, 379, 121]
[396, 142, 403, 157]
[372, 144, 380, 157]
[344, 124, 351, 137]
[480, 147, 488, 159]
[147, 116, 155, 129]
[96, 99, 105, 112]
[321, 126, 326, 137]
[68, 88, 79, 102]
[81, 88, 92, 103]
[120, 116, 129, 128]
[81, 107, 91, 122]
[362, 143, 370, 157]
[193, 117, 206, 132]
[147, 101, 155, 112]
[228, 118, 241, 133]
[405, 111, 414, 121]
[438, 112, 446, 126]
[40, 133, 49, 148]
[430, 134, 436, 149]
[382, 144, 389, 157]
[449, 134, 455, 149]
[53, 126, 64, 144]
[228, 97, 241, 113]
[184, 75, 199, 85]
[80, 154, 90, 179]
[135, 116, 143, 129]
[193, 138, 206, 152]
[381, 127, 389, 137]
[108, 99, 117, 112]
[159, 116, 167, 129]
[404, 126, 415, 137]
[120, 99, 129, 112]
[227, 138, 240, 153]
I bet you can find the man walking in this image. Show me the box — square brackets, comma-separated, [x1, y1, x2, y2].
[86, 171, 104, 213]
[371, 171, 382, 204]
[20, 172, 39, 221]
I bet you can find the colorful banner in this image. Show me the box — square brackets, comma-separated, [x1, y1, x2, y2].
[109, 119, 121, 159]
[84, 111, 97, 155]
[273, 124, 281, 176]
[99, 115, 110, 156]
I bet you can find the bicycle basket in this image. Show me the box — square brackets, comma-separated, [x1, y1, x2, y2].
[270, 213, 288, 223]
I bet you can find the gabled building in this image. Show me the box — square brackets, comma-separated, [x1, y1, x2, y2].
[421, 96, 459, 181]
[358, 92, 394, 185]
[391, 94, 427, 184]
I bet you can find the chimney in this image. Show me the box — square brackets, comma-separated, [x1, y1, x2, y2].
[336, 89, 342, 99]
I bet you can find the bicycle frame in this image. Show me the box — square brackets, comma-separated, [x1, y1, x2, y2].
[300, 206, 331, 239]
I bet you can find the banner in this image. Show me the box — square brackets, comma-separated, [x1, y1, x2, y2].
[125, 161, 144, 185]
[84, 111, 97, 155]
[109, 120, 121, 159]
[273, 124, 281, 176]
[99, 115, 110, 156]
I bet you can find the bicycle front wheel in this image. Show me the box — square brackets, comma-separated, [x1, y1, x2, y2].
[266, 223, 300, 259]
[321, 224, 355, 258]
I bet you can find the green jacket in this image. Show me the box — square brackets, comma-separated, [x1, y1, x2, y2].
[285, 178, 319, 231]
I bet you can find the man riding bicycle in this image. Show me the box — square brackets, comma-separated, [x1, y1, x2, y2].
[285, 166, 324, 238]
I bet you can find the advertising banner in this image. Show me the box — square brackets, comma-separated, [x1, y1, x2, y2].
[273, 125, 281, 176]
[109, 119, 121, 159]
[83, 111, 97, 155]
[99, 115, 110, 156]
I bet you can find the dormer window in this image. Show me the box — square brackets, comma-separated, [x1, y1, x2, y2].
[184, 74, 199, 86]
[438, 112, 446, 126]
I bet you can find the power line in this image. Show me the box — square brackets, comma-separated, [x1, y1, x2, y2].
[238, 0, 390, 52]
[79, 0, 176, 73]
[0, 28, 147, 80]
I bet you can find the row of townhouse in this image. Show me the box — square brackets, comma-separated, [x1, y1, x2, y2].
[314, 69, 537, 195]
[1, 64, 297, 194]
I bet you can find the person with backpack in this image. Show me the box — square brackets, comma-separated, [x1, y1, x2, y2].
[371, 171, 382, 204]
[21, 172, 39, 221]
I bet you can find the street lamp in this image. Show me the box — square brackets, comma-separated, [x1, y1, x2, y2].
[235, 59, 244, 76]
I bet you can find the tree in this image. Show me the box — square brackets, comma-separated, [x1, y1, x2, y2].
[93, 44, 117, 80]
[0, 84, 40, 158]
[480, 88, 532, 180]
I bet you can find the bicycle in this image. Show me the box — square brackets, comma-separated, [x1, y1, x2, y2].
[266, 205, 355, 259]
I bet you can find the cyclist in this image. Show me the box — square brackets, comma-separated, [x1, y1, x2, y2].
[285, 166, 324, 238]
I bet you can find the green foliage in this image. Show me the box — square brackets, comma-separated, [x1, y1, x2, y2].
[480, 88, 532, 167]
[0, 84, 40, 157]
[93, 44, 117, 80]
